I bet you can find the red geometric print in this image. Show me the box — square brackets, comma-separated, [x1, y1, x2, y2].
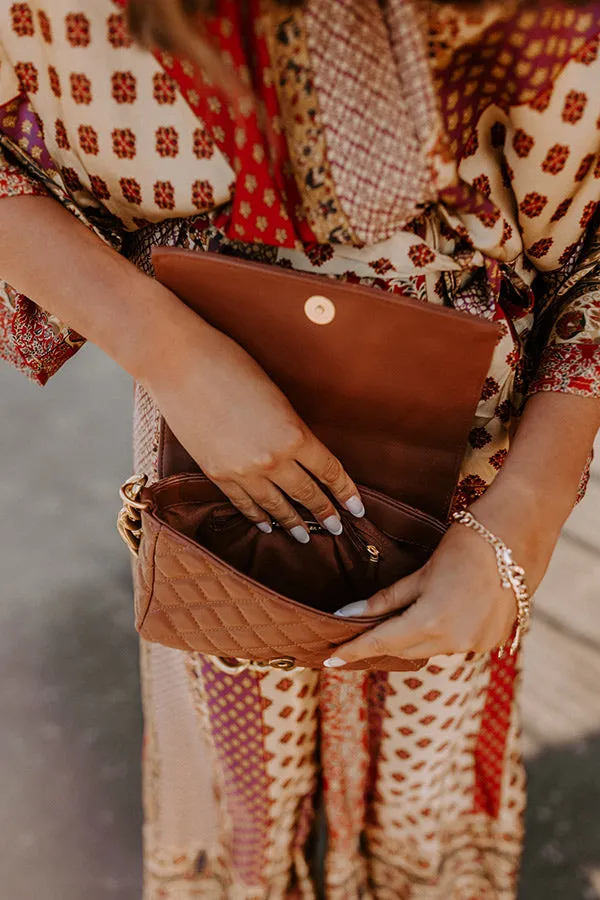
[70, 73, 92, 105]
[370, 256, 394, 275]
[193, 125, 215, 160]
[89, 175, 111, 200]
[463, 131, 479, 158]
[78, 124, 98, 155]
[14, 62, 38, 94]
[512, 129, 534, 158]
[65, 12, 91, 48]
[469, 427, 492, 449]
[152, 71, 177, 105]
[501, 219, 513, 245]
[107, 12, 132, 48]
[112, 128, 136, 159]
[54, 118, 69, 150]
[193, 659, 272, 888]
[48, 65, 61, 98]
[191, 179, 215, 210]
[452, 473, 487, 509]
[574, 33, 599, 65]
[559, 240, 581, 267]
[472, 173, 491, 197]
[304, 243, 334, 266]
[61, 166, 84, 193]
[528, 237, 553, 259]
[11, 3, 34, 37]
[111, 71, 136, 104]
[520, 192, 548, 218]
[119, 176, 142, 205]
[488, 448, 508, 470]
[542, 143, 569, 174]
[477, 205, 501, 229]
[112, 0, 315, 248]
[550, 197, 573, 222]
[575, 153, 596, 182]
[480, 376, 500, 401]
[562, 89, 588, 124]
[37, 9, 51, 43]
[154, 180, 175, 210]
[473, 651, 518, 818]
[580, 201, 598, 230]
[408, 243, 436, 267]
[155, 126, 179, 158]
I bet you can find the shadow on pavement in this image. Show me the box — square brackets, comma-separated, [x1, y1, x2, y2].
[520, 732, 600, 899]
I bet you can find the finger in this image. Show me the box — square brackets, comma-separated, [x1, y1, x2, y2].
[272, 462, 343, 535]
[213, 481, 273, 533]
[324, 602, 440, 666]
[243, 477, 311, 544]
[297, 438, 364, 518]
[333, 567, 424, 618]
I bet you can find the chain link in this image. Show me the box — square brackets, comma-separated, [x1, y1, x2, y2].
[117, 473, 149, 556]
[452, 509, 531, 655]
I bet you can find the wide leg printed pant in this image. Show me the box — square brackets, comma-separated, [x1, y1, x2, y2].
[133, 385, 524, 900]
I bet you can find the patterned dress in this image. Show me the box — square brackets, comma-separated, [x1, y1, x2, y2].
[1, 1, 600, 897]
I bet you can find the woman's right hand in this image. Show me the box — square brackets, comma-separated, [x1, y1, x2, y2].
[143, 314, 364, 543]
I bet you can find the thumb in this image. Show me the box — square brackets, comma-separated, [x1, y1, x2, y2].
[333, 566, 424, 619]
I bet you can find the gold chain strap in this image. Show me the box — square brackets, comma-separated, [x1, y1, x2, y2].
[117, 473, 149, 556]
[452, 509, 531, 655]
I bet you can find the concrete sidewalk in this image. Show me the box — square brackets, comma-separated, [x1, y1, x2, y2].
[1, 344, 599, 899]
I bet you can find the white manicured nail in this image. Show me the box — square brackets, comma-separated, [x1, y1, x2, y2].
[334, 600, 368, 618]
[323, 657, 347, 668]
[323, 515, 343, 535]
[256, 521, 272, 534]
[290, 525, 310, 544]
[345, 495, 365, 518]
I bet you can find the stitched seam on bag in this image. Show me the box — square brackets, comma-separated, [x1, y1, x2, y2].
[152, 538, 378, 623]
[151, 559, 351, 653]
[153, 560, 258, 653]
[136, 518, 159, 633]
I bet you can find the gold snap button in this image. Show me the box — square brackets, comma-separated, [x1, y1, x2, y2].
[304, 295, 335, 325]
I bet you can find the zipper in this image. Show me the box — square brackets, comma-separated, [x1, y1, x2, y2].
[271, 517, 381, 567]
[365, 543, 380, 565]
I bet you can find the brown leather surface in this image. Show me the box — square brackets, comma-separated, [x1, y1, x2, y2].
[152, 249, 499, 518]
[134, 476, 443, 671]
[131, 250, 498, 670]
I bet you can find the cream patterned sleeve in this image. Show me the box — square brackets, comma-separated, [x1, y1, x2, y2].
[0, 108, 87, 384]
[529, 222, 600, 398]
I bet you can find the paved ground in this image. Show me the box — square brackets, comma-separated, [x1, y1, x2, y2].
[1, 344, 600, 899]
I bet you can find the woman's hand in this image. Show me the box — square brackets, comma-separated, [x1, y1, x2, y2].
[0, 196, 361, 544]
[143, 313, 364, 542]
[323, 390, 600, 667]
[324, 480, 559, 666]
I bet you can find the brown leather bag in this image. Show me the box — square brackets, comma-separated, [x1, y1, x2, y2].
[118, 250, 498, 672]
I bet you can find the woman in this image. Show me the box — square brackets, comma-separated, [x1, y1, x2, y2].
[1, 0, 599, 896]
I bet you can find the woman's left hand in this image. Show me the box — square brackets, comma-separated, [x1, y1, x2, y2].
[325, 495, 554, 666]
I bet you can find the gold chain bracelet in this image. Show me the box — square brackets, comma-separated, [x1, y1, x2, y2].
[452, 509, 531, 656]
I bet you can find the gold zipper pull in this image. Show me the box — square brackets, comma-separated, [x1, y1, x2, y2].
[366, 544, 380, 564]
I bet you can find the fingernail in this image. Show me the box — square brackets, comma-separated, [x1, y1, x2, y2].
[334, 600, 368, 618]
[323, 515, 343, 536]
[323, 656, 347, 668]
[256, 521, 272, 534]
[345, 495, 365, 518]
[290, 525, 310, 544]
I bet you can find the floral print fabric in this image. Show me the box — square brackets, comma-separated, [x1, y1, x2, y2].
[0, 4, 599, 896]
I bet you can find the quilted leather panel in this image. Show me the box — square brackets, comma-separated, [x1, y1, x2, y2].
[135, 511, 424, 672]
